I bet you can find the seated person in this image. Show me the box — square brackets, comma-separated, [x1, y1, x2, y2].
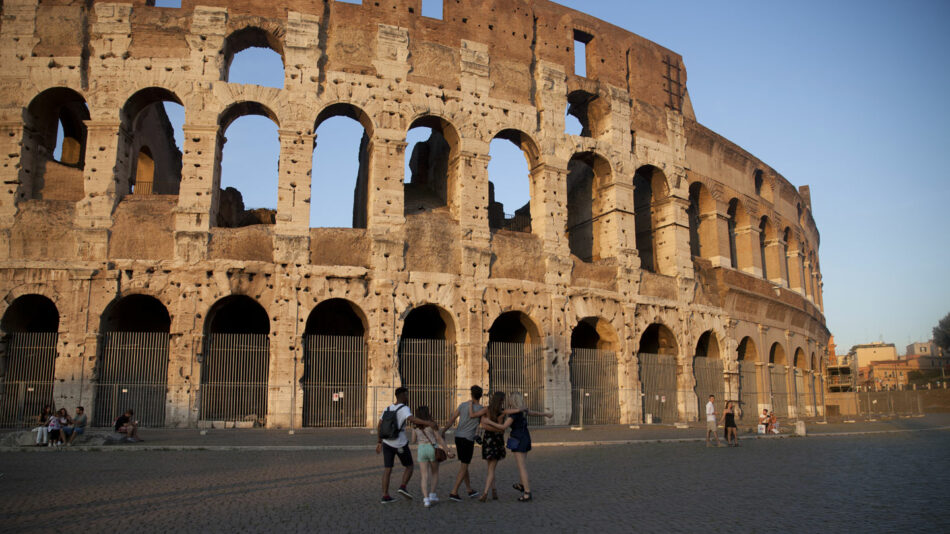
[114, 409, 142, 442]
[65, 406, 87, 445]
[758, 409, 770, 433]
[47, 409, 67, 446]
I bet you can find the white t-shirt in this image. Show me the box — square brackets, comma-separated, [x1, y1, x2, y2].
[380, 404, 412, 448]
[705, 401, 716, 422]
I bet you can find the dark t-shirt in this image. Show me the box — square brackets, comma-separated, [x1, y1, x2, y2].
[114, 415, 130, 431]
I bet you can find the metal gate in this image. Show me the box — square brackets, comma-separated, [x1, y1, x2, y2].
[486, 342, 546, 426]
[569, 348, 619, 425]
[810, 373, 819, 416]
[398, 339, 456, 424]
[738, 361, 759, 422]
[302, 335, 366, 427]
[200, 333, 269, 423]
[0, 332, 57, 428]
[639, 353, 678, 424]
[694, 357, 725, 421]
[94, 331, 169, 427]
[770, 365, 789, 417]
[795, 371, 807, 417]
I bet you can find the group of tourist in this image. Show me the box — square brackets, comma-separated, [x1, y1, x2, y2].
[377, 385, 552, 506]
[32, 405, 142, 446]
[706, 394, 785, 447]
[32, 405, 86, 446]
[759, 408, 780, 434]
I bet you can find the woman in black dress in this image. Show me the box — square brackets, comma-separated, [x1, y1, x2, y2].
[477, 391, 507, 502]
[491, 392, 553, 502]
[721, 401, 739, 447]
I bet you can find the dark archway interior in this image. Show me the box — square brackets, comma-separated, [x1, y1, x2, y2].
[1, 295, 59, 333]
[305, 299, 365, 336]
[769, 343, 786, 365]
[737, 337, 756, 361]
[695, 331, 721, 359]
[488, 311, 538, 345]
[639, 323, 678, 355]
[207, 295, 269, 334]
[401, 305, 448, 340]
[100, 294, 171, 332]
[571, 320, 600, 349]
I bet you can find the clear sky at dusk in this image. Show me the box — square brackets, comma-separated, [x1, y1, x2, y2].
[154, 0, 950, 353]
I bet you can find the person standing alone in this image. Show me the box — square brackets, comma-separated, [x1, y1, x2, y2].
[442, 385, 484, 501]
[705, 395, 723, 447]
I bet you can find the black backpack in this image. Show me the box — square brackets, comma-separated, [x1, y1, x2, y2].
[379, 404, 405, 440]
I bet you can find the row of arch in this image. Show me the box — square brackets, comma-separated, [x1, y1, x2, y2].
[20, 85, 821, 292]
[1, 292, 824, 427]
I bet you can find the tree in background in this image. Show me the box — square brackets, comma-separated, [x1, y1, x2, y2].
[934, 312, 950, 354]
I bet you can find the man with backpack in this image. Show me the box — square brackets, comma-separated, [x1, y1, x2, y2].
[377, 387, 438, 503]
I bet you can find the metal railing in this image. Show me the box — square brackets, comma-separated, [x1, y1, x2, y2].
[93, 331, 169, 427]
[0, 332, 57, 428]
[694, 356, 725, 418]
[639, 353, 678, 424]
[738, 361, 759, 422]
[398, 338, 456, 424]
[200, 333, 269, 424]
[302, 335, 367, 428]
[132, 180, 154, 195]
[770, 365, 789, 417]
[486, 342, 546, 426]
[857, 389, 924, 417]
[569, 348, 620, 425]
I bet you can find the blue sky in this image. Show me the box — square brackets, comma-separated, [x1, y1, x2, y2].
[151, 0, 950, 353]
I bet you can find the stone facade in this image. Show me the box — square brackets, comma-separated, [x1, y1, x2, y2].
[0, 0, 829, 428]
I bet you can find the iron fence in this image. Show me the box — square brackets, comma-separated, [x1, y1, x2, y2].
[93, 331, 169, 427]
[302, 334, 366, 428]
[738, 361, 759, 423]
[770, 365, 789, 417]
[200, 333, 269, 424]
[639, 353, 678, 424]
[569, 348, 620, 425]
[398, 338, 456, 425]
[694, 356, 725, 421]
[0, 332, 58, 428]
[794, 372, 807, 416]
[486, 342, 546, 426]
[857, 389, 923, 417]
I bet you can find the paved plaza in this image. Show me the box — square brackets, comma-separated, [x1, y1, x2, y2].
[1, 425, 948, 533]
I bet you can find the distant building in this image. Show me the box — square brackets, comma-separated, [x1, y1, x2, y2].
[850, 342, 898, 368]
[826, 336, 856, 392]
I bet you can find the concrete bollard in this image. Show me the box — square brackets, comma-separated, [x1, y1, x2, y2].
[795, 421, 806, 436]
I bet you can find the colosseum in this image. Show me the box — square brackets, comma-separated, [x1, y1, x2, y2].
[0, 0, 829, 430]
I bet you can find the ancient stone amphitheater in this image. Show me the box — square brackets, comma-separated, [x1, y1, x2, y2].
[0, 0, 828, 430]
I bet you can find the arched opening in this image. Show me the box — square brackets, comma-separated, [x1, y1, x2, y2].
[23, 88, 90, 201]
[223, 27, 285, 88]
[564, 90, 607, 137]
[754, 169, 764, 196]
[758, 216, 772, 280]
[488, 130, 536, 233]
[486, 311, 545, 424]
[793, 347, 807, 416]
[693, 330, 724, 420]
[397, 305, 456, 422]
[726, 198, 739, 269]
[201, 295, 270, 424]
[688, 182, 716, 260]
[215, 102, 280, 228]
[769, 342, 789, 417]
[782, 228, 793, 289]
[122, 88, 185, 197]
[312, 104, 373, 228]
[810, 352, 819, 416]
[404, 116, 457, 217]
[736, 336, 758, 422]
[302, 299, 367, 427]
[0, 295, 59, 427]
[638, 323, 678, 423]
[634, 165, 671, 274]
[569, 317, 619, 425]
[566, 152, 611, 262]
[94, 294, 171, 427]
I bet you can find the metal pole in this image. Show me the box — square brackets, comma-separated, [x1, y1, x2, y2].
[579, 388, 585, 429]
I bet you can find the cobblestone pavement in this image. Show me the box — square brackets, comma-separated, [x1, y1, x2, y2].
[1, 430, 948, 533]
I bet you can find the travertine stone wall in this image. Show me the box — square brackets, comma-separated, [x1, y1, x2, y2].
[0, 0, 829, 428]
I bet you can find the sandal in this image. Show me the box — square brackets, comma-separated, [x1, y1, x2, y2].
[518, 492, 532, 502]
[491, 489, 498, 500]
[478, 494, 488, 503]
[513, 483, 525, 492]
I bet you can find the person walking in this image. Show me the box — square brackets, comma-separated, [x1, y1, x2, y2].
[721, 401, 739, 447]
[476, 391, 507, 502]
[442, 385, 483, 501]
[705, 395, 723, 447]
[377, 387, 438, 504]
[412, 405, 455, 507]
[482, 392, 552, 502]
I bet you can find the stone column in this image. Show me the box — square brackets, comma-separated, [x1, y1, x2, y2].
[274, 127, 314, 264]
[787, 249, 806, 296]
[764, 237, 787, 286]
[0, 121, 27, 258]
[174, 124, 220, 262]
[74, 120, 126, 260]
[366, 136, 407, 273]
[653, 195, 693, 278]
[452, 150, 492, 278]
[266, 296, 296, 429]
[735, 220, 763, 277]
[704, 210, 732, 268]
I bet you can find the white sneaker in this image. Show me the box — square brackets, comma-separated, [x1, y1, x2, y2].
[429, 493, 438, 503]
[423, 498, 431, 508]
